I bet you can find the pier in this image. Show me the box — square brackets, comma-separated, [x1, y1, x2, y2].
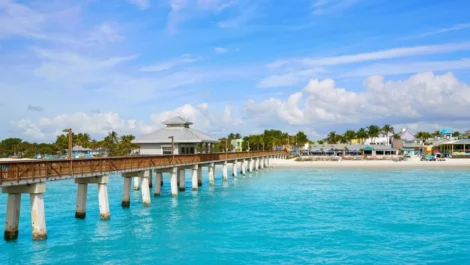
[0, 151, 286, 241]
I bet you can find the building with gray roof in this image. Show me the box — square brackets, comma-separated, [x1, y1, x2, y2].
[132, 116, 220, 155]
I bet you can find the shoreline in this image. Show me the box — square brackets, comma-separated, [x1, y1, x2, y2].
[273, 158, 470, 169]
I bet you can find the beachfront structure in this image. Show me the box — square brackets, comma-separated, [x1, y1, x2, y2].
[64, 146, 109, 158]
[306, 144, 398, 156]
[363, 132, 394, 145]
[132, 116, 220, 155]
[231, 139, 243, 152]
[397, 128, 415, 141]
[434, 139, 470, 157]
[440, 128, 454, 140]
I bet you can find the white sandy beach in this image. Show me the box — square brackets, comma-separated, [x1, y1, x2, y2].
[273, 157, 470, 168]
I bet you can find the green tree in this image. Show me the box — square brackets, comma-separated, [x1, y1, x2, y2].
[343, 130, 356, 144]
[295, 131, 308, 148]
[381, 124, 394, 145]
[366, 125, 380, 144]
[356, 128, 368, 144]
[327, 131, 338, 144]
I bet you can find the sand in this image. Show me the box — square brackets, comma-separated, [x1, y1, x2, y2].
[272, 157, 470, 169]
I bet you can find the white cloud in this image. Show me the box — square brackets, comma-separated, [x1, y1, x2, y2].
[298, 42, 470, 67]
[410, 23, 470, 39]
[342, 59, 470, 77]
[262, 42, 470, 87]
[11, 112, 156, 140]
[139, 54, 203, 72]
[246, 72, 470, 129]
[12, 104, 240, 140]
[0, 0, 48, 39]
[128, 0, 150, 10]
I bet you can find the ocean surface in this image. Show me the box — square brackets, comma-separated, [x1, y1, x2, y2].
[1, 167, 470, 264]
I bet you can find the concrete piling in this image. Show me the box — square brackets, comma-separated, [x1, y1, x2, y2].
[197, 166, 203, 186]
[233, 160, 238, 177]
[75, 183, 88, 218]
[171, 167, 178, 197]
[122, 176, 131, 207]
[141, 171, 151, 206]
[223, 161, 228, 181]
[4, 193, 21, 240]
[154, 171, 162, 196]
[178, 169, 186, 191]
[192, 165, 198, 191]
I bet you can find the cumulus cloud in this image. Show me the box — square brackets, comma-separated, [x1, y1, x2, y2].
[246, 72, 470, 130]
[11, 112, 156, 140]
[214, 47, 240, 54]
[12, 104, 240, 140]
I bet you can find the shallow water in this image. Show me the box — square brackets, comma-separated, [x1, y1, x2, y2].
[1, 167, 470, 264]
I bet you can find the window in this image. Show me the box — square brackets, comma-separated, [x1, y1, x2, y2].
[190, 147, 194, 154]
[162, 146, 172, 155]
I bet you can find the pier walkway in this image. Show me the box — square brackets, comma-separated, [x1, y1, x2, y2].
[0, 151, 286, 241]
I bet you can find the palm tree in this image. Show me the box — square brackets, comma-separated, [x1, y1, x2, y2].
[367, 125, 380, 144]
[356, 128, 368, 144]
[327, 131, 338, 144]
[343, 130, 356, 144]
[381, 124, 394, 145]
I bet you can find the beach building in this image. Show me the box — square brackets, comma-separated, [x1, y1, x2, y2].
[434, 139, 470, 157]
[306, 144, 398, 156]
[132, 116, 220, 155]
[231, 139, 243, 152]
[397, 128, 415, 141]
[363, 132, 394, 145]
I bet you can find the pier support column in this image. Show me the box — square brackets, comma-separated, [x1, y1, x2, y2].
[260, 157, 264, 169]
[4, 193, 21, 240]
[141, 171, 151, 206]
[30, 191, 47, 240]
[75, 183, 88, 218]
[241, 160, 246, 175]
[134, 176, 141, 191]
[255, 158, 259, 171]
[122, 176, 131, 207]
[75, 177, 109, 220]
[97, 177, 110, 220]
[178, 169, 186, 191]
[249, 159, 253, 173]
[197, 166, 203, 186]
[3, 183, 48, 241]
[171, 167, 178, 197]
[223, 161, 228, 181]
[148, 170, 153, 188]
[154, 171, 162, 196]
[233, 160, 238, 178]
[209, 163, 215, 185]
[192, 165, 198, 191]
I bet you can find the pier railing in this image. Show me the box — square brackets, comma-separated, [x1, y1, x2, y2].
[0, 151, 285, 185]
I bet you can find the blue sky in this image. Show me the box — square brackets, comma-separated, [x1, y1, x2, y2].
[1, 0, 470, 141]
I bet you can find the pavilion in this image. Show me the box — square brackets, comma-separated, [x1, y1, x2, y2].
[132, 116, 220, 155]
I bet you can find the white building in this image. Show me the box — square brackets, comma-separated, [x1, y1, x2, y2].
[132, 116, 220, 155]
[363, 132, 394, 145]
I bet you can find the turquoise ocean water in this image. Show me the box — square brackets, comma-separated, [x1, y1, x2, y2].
[1, 168, 470, 264]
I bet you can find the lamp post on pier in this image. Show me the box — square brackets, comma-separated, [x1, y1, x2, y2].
[168, 136, 174, 164]
[62, 128, 73, 175]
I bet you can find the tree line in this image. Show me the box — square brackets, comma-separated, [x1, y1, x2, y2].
[1, 130, 310, 158]
[324, 124, 467, 145]
[0, 131, 139, 158]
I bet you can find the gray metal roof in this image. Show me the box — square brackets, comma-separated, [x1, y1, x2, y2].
[132, 127, 220, 144]
[433, 139, 470, 146]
